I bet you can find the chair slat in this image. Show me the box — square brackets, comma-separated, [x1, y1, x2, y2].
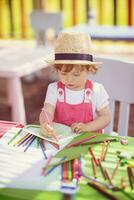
[118, 102, 130, 136]
[104, 99, 115, 134]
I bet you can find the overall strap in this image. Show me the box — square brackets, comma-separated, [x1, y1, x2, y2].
[84, 80, 93, 103]
[57, 81, 65, 102]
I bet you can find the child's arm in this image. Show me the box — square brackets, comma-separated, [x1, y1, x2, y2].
[71, 106, 111, 133]
[39, 103, 58, 140]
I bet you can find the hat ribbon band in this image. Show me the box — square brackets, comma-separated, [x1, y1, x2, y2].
[55, 53, 93, 61]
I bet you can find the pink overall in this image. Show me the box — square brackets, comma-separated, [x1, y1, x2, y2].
[53, 80, 94, 126]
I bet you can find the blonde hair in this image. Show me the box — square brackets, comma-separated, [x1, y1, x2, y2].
[54, 64, 98, 74]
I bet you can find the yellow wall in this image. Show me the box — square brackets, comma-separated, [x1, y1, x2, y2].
[0, 0, 134, 39]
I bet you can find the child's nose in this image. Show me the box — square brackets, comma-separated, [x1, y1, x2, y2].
[66, 75, 72, 82]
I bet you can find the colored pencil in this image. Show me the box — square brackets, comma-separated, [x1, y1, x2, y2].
[121, 177, 126, 189]
[88, 147, 99, 166]
[42, 155, 53, 175]
[104, 168, 115, 186]
[42, 108, 58, 141]
[8, 128, 22, 145]
[17, 134, 32, 147]
[68, 160, 72, 180]
[22, 134, 34, 147]
[100, 141, 108, 161]
[45, 156, 67, 176]
[81, 138, 117, 146]
[71, 159, 80, 181]
[14, 132, 30, 146]
[111, 160, 121, 179]
[47, 140, 60, 149]
[66, 134, 96, 148]
[82, 174, 115, 190]
[36, 138, 40, 148]
[42, 108, 52, 126]
[62, 162, 68, 180]
[40, 142, 47, 160]
[98, 159, 107, 180]
[87, 181, 119, 200]
[91, 157, 96, 178]
[42, 140, 46, 150]
[127, 167, 134, 190]
[24, 136, 36, 152]
[102, 141, 110, 161]
[128, 164, 134, 168]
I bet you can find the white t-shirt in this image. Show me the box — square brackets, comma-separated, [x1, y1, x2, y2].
[45, 81, 109, 118]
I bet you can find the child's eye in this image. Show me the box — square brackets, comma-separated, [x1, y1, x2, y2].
[61, 72, 67, 76]
[73, 74, 80, 76]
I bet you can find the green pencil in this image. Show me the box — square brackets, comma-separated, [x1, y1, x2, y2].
[8, 128, 22, 145]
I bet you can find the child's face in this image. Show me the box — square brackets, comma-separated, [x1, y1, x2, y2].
[57, 65, 88, 90]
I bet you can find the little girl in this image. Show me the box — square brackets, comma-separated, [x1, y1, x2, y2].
[39, 32, 111, 139]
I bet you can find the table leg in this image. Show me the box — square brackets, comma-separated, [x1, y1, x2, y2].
[62, 194, 75, 200]
[7, 77, 26, 124]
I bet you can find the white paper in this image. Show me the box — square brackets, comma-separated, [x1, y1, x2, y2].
[0, 127, 61, 191]
[0, 126, 78, 193]
[24, 123, 76, 147]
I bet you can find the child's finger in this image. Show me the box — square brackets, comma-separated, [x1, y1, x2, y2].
[41, 125, 55, 138]
[71, 125, 77, 133]
[49, 130, 58, 141]
[73, 126, 80, 133]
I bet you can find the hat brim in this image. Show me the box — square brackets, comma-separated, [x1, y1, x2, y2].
[46, 59, 102, 66]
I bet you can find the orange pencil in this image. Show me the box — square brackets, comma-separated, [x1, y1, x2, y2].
[100, 141, 109, 161]
[111, 160, 121, 179]
[121, 177, 126, 189]
[98, 159, 107, 180]
[102, 141, 109, 161]
[88, 147, 99, 166]
[62, 162, 68, 180]
[105, 168, 114, 186]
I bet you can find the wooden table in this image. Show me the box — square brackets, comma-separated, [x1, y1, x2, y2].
[0, 120, 134, 200]
[0, 45, 53, 124]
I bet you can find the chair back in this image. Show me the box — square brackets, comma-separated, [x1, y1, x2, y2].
[30, 11, 62, 45]
[90, 56, 134, 136]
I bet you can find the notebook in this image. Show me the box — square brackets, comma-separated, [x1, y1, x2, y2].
[23, 123, 76, 147]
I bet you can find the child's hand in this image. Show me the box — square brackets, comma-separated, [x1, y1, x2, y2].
[71, 123, 88, 134]
[40, 122, 58, 141]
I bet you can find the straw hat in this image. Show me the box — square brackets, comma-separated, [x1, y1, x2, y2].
[47, 32, 101, 66]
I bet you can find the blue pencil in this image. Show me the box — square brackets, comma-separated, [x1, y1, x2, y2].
[40, 142, 47, 160]
[22, 134, 34, 147]
[45, 156, 67, 176]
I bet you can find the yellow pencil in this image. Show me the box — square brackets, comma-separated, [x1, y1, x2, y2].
[128, 164, 134, 168]
[13, 132, 30, 146]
